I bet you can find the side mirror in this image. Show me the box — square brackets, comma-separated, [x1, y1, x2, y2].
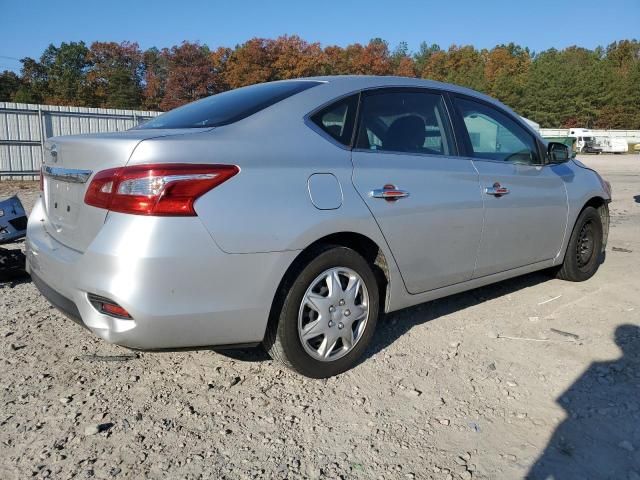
[547, 142, 570, 164]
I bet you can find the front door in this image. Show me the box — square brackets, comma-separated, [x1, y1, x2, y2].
[452, 96, 567, 277]
[351, 89, 484, 294]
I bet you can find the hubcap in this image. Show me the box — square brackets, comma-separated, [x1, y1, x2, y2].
[298, 267, 369, 362]
[576, 221, 595, 269]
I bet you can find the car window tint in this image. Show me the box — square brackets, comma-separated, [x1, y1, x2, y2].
[355, 91, 454, 156]
[310, 94, 358, 146]
[137, 81, 322, 129]
[455, 97, 539, 164]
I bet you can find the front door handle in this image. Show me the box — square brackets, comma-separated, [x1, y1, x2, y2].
[485, 182, 510, 197]
[370, 184, 410, 201]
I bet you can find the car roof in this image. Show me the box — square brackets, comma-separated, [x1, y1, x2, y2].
[301, 75, 498, 103]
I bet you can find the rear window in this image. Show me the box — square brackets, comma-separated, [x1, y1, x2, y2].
[137, 81, 322, 129]
[310, 94, 359, 146]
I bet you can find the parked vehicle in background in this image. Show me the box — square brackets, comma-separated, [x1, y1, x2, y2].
[26, 76, 611, 377]
[597, 137, 629, 154]
[568, 128, 629, 154]
[569, 129, 602, 154]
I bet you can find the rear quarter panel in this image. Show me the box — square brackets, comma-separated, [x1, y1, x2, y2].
[127, 97, 407, 311]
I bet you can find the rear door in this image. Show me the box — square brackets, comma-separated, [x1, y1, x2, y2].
[351, 89, 483, 294]
[451, 95, 567, 277]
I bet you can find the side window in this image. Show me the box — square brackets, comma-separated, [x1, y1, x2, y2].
[310, 94, 358, 146]
[455, 97, 540, 164]
[355, 91, 454, 156]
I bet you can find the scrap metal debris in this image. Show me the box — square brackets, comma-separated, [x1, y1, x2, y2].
[0, 196, 27, 244]
[0, 196, 28, 280]
[550, 328, 580, 340]
[538, 295, 562, 305]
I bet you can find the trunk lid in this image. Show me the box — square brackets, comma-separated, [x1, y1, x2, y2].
[41, 129, 210, 252]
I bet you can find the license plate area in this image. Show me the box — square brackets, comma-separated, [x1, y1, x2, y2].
[47, 180, 83, 227]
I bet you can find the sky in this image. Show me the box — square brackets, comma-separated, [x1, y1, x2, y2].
[1, 0, 638, 72]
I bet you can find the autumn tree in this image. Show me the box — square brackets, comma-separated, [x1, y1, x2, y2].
[420, 49, 448, 82]
[390, 42, 416, 77]
[484, 44, 531, 109]
[141, 47, 168, 110]
[88, 41, 143, 109]
[0, 70, 21, 101]
[160, 42, 217, 110]
[223, 38, 275, 89]
[323, 45, 355, 75]
[349, 38, 393, 75]
[270, 35, 326, 79]
[444, 45, 487, 91]
[6, 37, 640, 127]
[210, 46, 232, 92]
[414, 42, 441, 75]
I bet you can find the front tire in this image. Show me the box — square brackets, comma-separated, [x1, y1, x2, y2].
[556, 206, 603, 281]
[264, 246, 379, 378]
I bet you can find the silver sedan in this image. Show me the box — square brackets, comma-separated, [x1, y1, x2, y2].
[26, 76, 611, 377]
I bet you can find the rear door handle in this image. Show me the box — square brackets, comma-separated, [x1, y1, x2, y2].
[370, 184, 410, 201]
[485, 182, 510, 197]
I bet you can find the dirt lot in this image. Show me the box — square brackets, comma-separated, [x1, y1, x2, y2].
[1, 154, 638, 480]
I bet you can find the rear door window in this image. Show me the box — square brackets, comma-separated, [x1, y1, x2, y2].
[137, 80, 322, 129]
[310, 94, 359, 146]
[355, 90, 455, 156]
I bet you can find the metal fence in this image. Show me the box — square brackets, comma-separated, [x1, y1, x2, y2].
[0, 102, 160, 180]
[540, 128, 640, 144]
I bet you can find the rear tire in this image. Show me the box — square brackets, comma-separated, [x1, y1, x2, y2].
[556, 206, 603, 282]
[264, 246, 379, 378]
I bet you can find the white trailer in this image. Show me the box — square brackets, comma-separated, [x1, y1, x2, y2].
[568, 128, 629, 154]
[597, 137, 629, 154]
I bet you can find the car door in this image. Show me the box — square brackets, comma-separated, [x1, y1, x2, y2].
[351, 89, 484, 294]
[452, 95, 568, 278]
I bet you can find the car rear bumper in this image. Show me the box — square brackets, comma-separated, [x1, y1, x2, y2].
[26, 197, 299, 349]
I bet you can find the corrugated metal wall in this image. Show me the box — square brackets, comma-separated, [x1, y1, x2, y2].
[0, 102, 160, 180]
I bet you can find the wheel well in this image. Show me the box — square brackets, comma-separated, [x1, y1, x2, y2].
[584, 196, 606, 211]
[581, 196, 610, 252]
[265, 232, 391, 342]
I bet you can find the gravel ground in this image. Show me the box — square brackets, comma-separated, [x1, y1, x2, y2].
[0, 154, 639, 479]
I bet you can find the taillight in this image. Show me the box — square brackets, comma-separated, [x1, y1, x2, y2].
[84, 164, 239, 216]
[39, 166, 44, 191]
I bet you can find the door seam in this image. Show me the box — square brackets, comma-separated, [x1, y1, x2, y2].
[348, 152, 412, 296]
[470, 158, 486, 277]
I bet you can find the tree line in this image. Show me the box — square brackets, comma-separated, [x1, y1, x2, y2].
[1, 37, 639, 128]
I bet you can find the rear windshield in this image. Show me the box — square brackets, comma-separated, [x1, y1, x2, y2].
[137, 81, 322, 129]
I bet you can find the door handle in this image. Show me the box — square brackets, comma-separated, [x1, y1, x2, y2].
[370, 184, 410, 201]
[485, 182, 509, 197]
